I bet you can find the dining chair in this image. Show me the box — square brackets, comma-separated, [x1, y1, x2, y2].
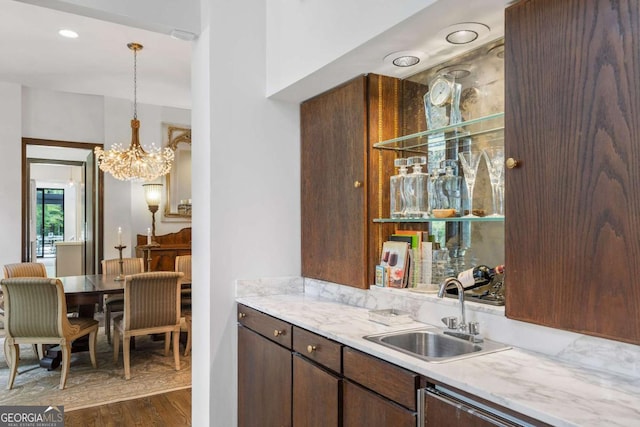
[0, 277, 98, 389]
[101, 258, 144, 344]
[174, 255, 192, 309]
[112, 271, 183, 380]
[1, 262, 48, 362]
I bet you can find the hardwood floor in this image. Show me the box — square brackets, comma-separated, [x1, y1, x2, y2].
[64, 388, 191, 426]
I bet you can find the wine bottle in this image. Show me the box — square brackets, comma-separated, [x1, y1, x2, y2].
[457, 264, 505, 290]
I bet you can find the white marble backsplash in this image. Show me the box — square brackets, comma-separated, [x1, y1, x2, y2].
[235, 276, 303, 298]
[237, 276, 640, 380]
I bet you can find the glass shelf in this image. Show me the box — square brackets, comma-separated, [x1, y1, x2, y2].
[373, 112, 504, 153]
[373, 216, 504, 223]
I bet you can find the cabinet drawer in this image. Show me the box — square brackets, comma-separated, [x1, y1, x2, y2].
[293, 327, 342, 373]
[343, 347, 419, 411]
[237, 304, 292, 349]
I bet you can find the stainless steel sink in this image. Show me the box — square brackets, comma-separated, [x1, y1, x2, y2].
[363, 328, 510, 363]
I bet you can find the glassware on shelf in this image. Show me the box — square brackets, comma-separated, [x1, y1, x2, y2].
[404, 156, 429, 218]
[437, 160, 462, 216]
[390, 158, 409, 218]
[458, 150, 483, 218]
[482, 147, 506, 216]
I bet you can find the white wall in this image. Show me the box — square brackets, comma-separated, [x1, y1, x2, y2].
[0, 82, 23, 267]
[192, 0, 301, 424]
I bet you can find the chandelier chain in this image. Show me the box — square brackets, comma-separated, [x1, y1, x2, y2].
[133, 46, 137, 119]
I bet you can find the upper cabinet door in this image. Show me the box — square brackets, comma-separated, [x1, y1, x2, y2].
[301, 76, 369, 288]
[505, 0, 640, 344]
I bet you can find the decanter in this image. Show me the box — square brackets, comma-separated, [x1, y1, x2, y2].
[390, 158, 409, 218]
[404, 156, 429, 218]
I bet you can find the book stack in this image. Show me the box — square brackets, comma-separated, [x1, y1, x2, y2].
[375, 231, 432, 288]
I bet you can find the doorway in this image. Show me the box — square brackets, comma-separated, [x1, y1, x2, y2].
[22, 138, 104, 276]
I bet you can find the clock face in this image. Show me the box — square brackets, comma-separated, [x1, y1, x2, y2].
[429, 77, 452, 107]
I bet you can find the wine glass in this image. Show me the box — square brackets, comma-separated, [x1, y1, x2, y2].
[458, 150, 483, 217]
[482, 147, 506, 216]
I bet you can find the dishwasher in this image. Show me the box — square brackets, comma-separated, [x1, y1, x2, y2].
[418, 384, 539, 427]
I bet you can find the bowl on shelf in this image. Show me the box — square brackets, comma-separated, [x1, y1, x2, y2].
[432, 209, 456, 218]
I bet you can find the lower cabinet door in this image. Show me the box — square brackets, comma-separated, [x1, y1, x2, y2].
[292, 354, 341, 427]
[343, 380, 415, 427]
[238, 326, 292, 427]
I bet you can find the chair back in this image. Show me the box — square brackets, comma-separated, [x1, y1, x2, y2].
[101, 258, 144, 276]
[0, 278, 68, 338]
[123, 272, 183, 331]
[175, 255, 191, 283]
[3, 262, 47, 278]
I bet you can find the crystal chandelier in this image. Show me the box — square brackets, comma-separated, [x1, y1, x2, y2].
[95, 43, 174, 181]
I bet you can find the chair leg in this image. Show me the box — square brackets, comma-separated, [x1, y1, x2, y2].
[7, 343, 18, 390]
[164, 332, 171, 356]
[3, 339, 10, 368]
[89, 330, 98, 369]
[105, 306, 111, 344]
[184, 319, 192, 357]
[123, 336, 131, 380]
[112, 328, 120, 363]
[59, 343, 71, 390]
[173, 331, 181, 371]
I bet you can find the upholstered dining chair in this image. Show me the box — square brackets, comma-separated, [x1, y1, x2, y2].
[174, 255, 192, 309]
[101, 258, 144, 344]
[1, 262, 48, 362]
[112, 271, 183, 380]
[0, 277, 98, 389]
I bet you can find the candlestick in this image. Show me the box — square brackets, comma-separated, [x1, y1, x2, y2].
[146, 227, 151, 245]
[118, 227, 123, 246]
[114, 244, 127, 281]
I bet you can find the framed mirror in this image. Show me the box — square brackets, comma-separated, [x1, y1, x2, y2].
[163, 124, 192, 219]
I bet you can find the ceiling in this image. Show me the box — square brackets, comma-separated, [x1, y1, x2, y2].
[0, 0, 192, 109]
[0, 1, 511, 109]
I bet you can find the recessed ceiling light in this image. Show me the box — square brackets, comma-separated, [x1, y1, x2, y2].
[383, 50, 426, 68]
[393, 56, 420, 67]
[438, 23, 490, 45]
[446, 30, 478, 44]
[58, 29, 79, 39]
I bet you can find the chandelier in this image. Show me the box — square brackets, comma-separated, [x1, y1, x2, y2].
[95, 43, 174, 181]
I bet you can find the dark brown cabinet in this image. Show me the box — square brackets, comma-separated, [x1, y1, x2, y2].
[292, 326, 342, 427]
[342, 347, 419, 426]
[237, 305, 292, 427]
[505, 0, 640, 344]
[238, 305, 343, 427]
[301, 74, 401, 288]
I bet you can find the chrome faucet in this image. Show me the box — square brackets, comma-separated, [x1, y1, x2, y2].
[438, 277, 483, 342]
[438, 277, 467, 331]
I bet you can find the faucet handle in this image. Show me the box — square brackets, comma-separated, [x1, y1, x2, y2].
[441, 316, 458, 329]
[468, 321, 480, 335]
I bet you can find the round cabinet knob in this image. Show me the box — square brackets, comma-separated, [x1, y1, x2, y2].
[238, 312, 246, 320]
[273, 329, 284, 337]
[354, 181, 363, 188]
[307, 345, 317, 354]
[506, 158, 520, 169]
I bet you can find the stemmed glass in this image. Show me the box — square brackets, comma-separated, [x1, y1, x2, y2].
[458, 150, 483, 217]
[482, 147, 506, 216]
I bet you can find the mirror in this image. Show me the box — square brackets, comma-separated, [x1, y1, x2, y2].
[163, 124, 192, 219]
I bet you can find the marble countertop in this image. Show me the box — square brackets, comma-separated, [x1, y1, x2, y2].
[237, 293, 640, 427]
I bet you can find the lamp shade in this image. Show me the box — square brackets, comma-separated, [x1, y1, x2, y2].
[143, 183, 163, 207]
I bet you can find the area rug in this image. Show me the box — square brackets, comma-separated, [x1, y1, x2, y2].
[0, 328, 191, 411]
